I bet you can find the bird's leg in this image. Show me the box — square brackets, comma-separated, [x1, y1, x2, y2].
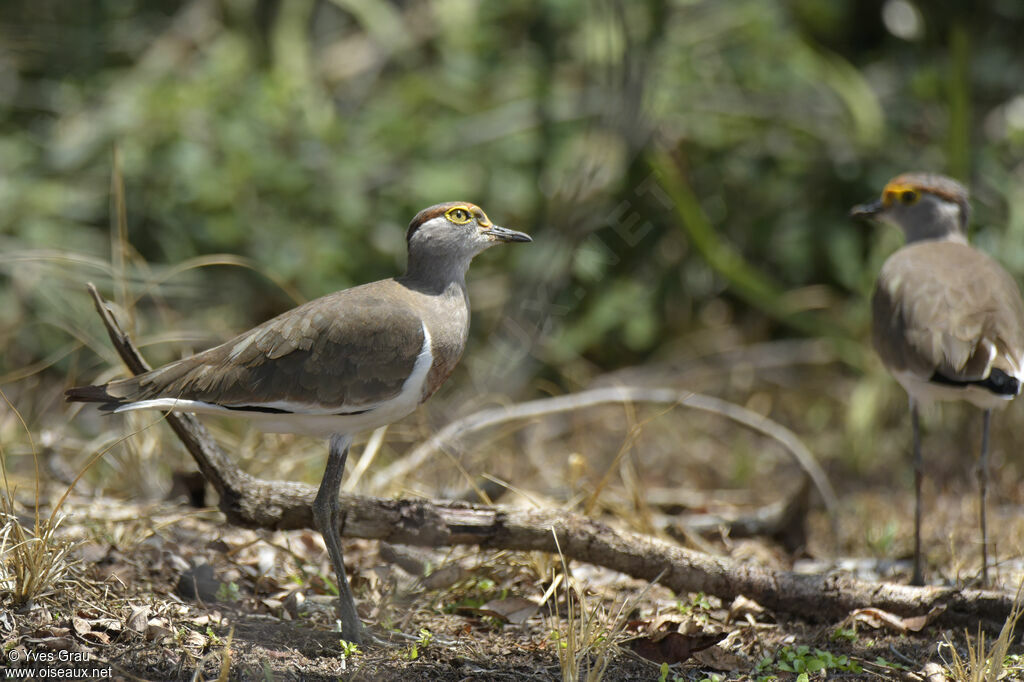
[910, 402, 924, 586]
[312, 433, 362, 644]
[978, 409, 992, 586]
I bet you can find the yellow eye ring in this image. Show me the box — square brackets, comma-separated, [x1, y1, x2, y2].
[445, 207, 472, 224]
[883, 184, 920, 207]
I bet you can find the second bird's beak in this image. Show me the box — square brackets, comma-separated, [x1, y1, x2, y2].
[485, 225, 532, 243]
[850, 199, 884, 220]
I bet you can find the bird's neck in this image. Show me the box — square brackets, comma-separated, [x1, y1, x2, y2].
[904, 229, 968, 246]
[901, 197, 968, 244]
[400, 253, 471, 296]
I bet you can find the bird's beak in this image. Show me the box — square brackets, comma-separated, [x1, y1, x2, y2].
[850, 199, 884, 220]
[485, 225, 532, 243]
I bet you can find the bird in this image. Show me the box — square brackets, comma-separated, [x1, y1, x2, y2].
[851, 172, 1024, 586]
[66, 202, 531, 642]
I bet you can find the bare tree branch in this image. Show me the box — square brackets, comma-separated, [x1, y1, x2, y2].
[369, 383, 839, 522]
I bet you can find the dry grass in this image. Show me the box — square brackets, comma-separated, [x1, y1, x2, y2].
[0, 390, 79, 609]
[546, 529, 643, 682]
[942, 581, 1024, 682]
[0, 503, 76, 608]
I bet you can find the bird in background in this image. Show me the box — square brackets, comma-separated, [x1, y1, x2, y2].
[852, 172, 1024, 586]
[66, 202, 531, 643]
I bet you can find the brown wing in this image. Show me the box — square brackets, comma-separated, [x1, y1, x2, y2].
[103, 280, 426, 411]
[872, 241, 1024, 381]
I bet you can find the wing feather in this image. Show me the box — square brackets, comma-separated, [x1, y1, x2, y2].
[872, 241, 1024, 382]
[103, 280, 426, 411]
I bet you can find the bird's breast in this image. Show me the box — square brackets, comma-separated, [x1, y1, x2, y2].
[420, 293, 470, 401]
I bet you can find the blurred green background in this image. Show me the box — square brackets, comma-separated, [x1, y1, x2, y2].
[3, 0, 1024, 512]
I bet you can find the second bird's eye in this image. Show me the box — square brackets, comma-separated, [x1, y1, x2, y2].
[901, 190, 918, 204]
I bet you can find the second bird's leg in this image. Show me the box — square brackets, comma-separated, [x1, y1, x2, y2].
[978, 409, 992, 586]
[910, 402, 924, 586]
[313, 433, 362, 643]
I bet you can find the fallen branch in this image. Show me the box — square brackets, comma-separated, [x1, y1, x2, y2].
[84, 284, 1016, 630]
[659, 478, 812, 554]
[368, 383, 839, 522]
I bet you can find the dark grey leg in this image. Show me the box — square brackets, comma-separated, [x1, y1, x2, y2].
[312, 433, 362, 643]
[911, 402, 924, 586]
[978, 409, 991, 586]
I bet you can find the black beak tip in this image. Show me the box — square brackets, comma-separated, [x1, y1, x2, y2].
[489, 226, 532, 243]
[850, 200, 883, 220]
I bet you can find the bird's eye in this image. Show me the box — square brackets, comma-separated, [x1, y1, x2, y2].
[446, 207, 472, 224]
[901, 190, 918, 204]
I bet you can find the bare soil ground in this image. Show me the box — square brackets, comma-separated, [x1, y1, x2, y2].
[5, 350, 1024, 680]
[3, 483, 1022, 681]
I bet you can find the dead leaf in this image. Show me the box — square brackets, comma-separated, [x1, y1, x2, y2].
[627, 612, 709, 637]
[32, 627, 70, 638]
[24, 636, 83, 653]
[421, 564, 467, 591]
[727, 595, 766, 623]
[126, 605, 150, 634]
[630, 632, 726, 664]
[693, 643, 750, 671]
[206, 539, 231, 554]
[0, 610, 14, 637]
[165, 552, 190, 573]
[90, 619, 122, 636]
[71, 617, 91, 636]
[645, 613, 688, 633]
[297, 531, 325, 556]
[283, 590, 305, 619]
[145, 618, 173, 643]
[182, 630, 208, 649]
[478, 597, 540, 625]
[922, 662, 949, 682]
[849, 606, 940, 633]
[262, 598, 284, 615]
[80, 630, 110, 645]
[257, 546, 276, 576]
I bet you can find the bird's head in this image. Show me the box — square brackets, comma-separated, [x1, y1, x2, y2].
[403, 202, 531, 285]
[850, 172, 971, 243]
[407, 202, 531, 258]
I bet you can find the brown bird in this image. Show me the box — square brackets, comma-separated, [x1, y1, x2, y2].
[67, 203, 531, 642]
[852, 173, 1024, 586]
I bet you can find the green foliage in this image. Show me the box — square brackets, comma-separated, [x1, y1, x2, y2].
[215, 580, 241, 603]
[676, 592, 713, 625]
[442, 575, 503, 611]
[4, 0, 1024, 507]
[339, 639, 360, 660]
[873, 656, 907, 671]
[757, 645, 864, 676]
[4, 0, 1024, 385]
[830, 626, 858, 643]
[407, 628, 434, 660]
